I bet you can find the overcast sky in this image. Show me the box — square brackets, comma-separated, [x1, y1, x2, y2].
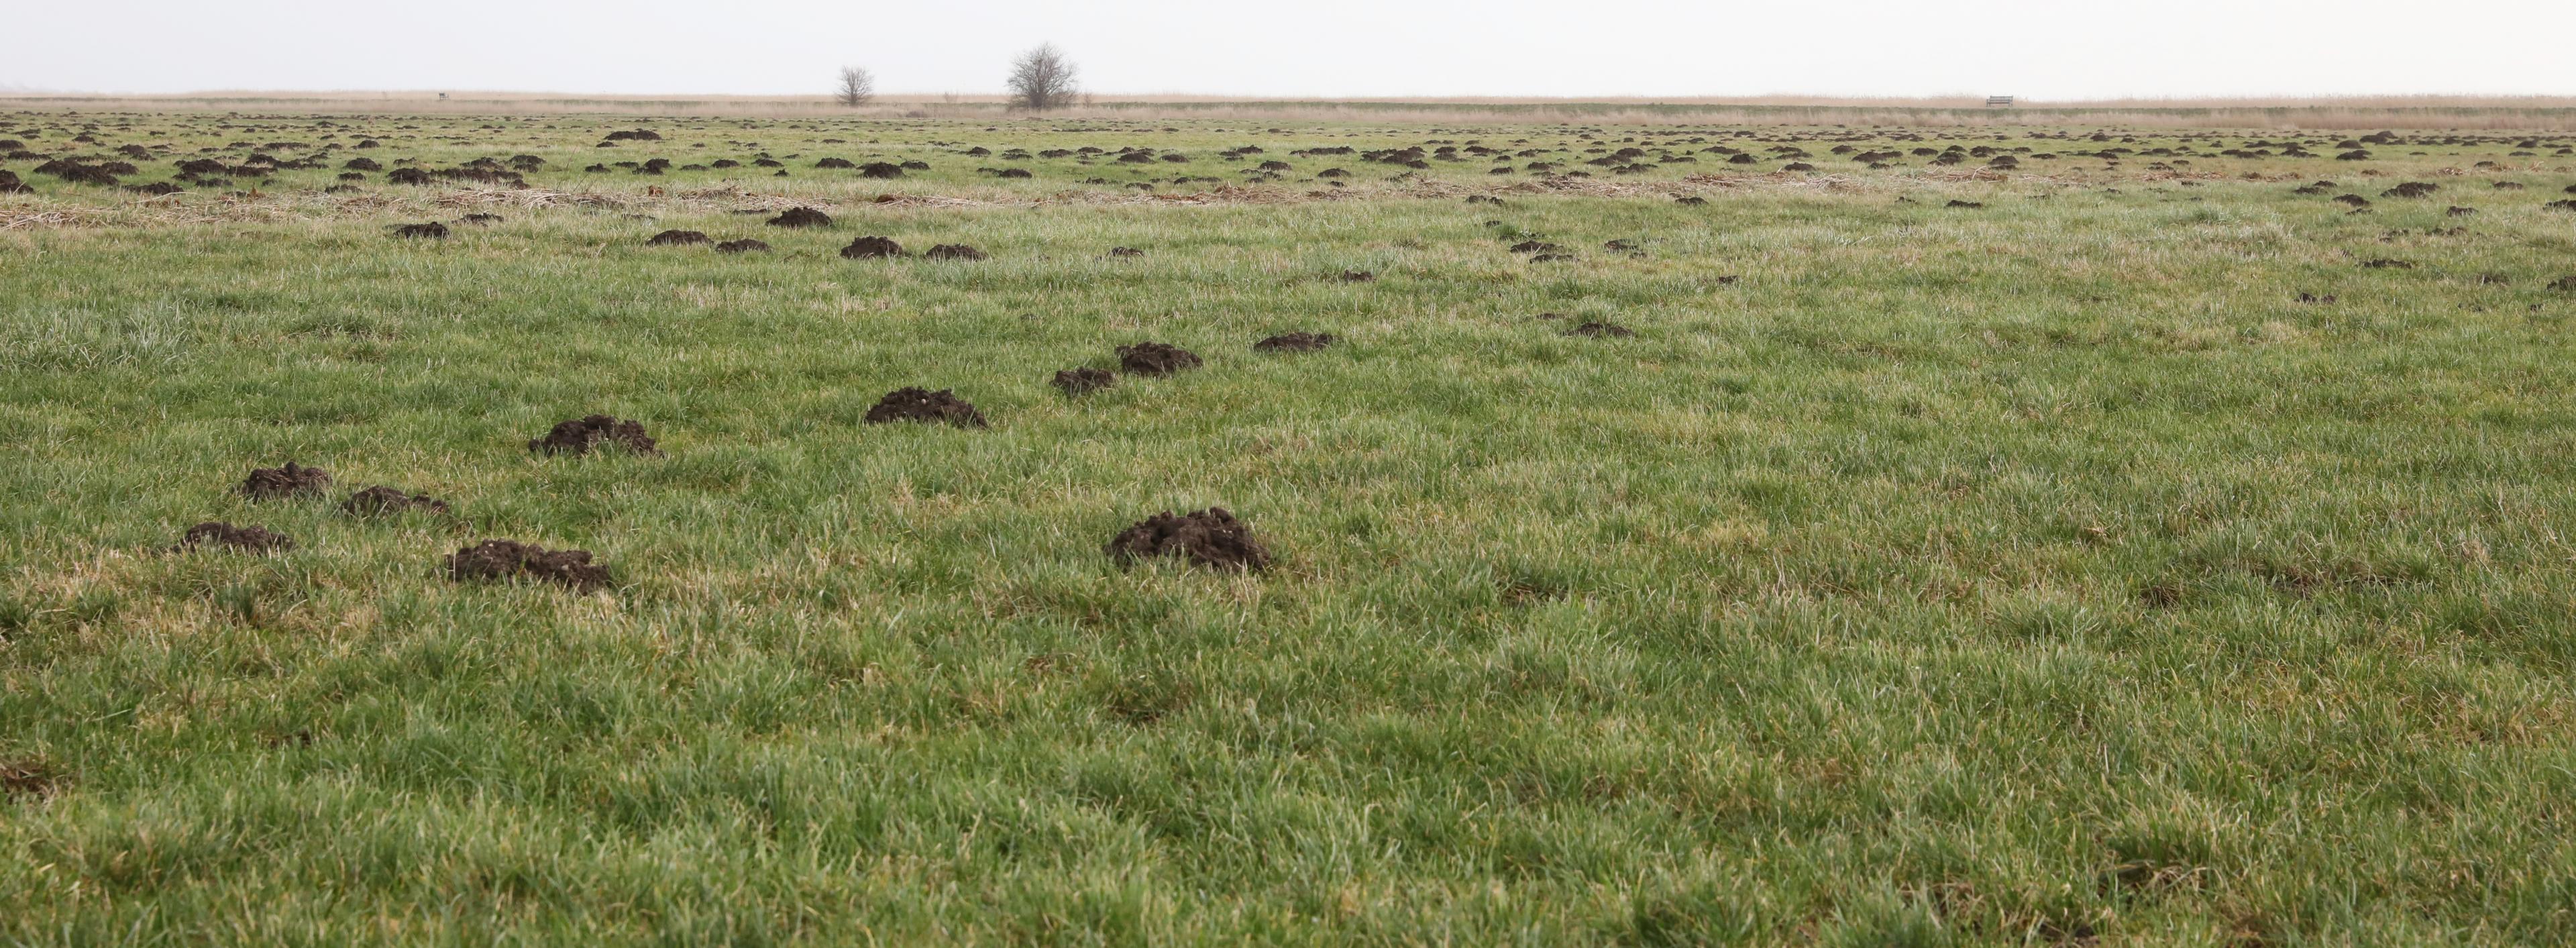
[11, 0, 2573, 100]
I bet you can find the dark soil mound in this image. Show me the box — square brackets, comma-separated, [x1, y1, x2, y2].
[394, 222, 449, 239]
[0, 759, 58, 800]
[1253, 332, 1338, 353]
[2546, 200, 2576, 213]
[767, 207, 831, 227]
[446, 539, 611, 592]
[2381, 182, 2437, 199]
[1566, 321, 1635, 338]
[604, 129, 662, 142]
[177, 521, 294, 554]
[1676, 195, 1707, 205]
[814, 157, 855, 169]
[1117, 342, 1202, 376]
[1337, 270, 1377, 282]
[0, 170, 28, 194]
[859, 162, 904, 178]
[924, 244, 986, 260]
[863, 387, 988, 427]
[1945, 199, 1984, 209]
[2447, 206, 2477, 217]
[529, 415, 659, 456]
[647, 229, 709, 246]
[1105, 507, 1271, 572]
[2361, 259, 2416, 269]
[1053, 367, 1116, 394]
[2332, 194, 2371, 208]
[342, 486, 449, 516]
[239, 462, 331, 500]
[714, 238, 770, 253]
[840, 235, 905, 258]
[386, 167, 432, 185]
[1109, 246, 1145, 258]
[460, 212, 502, 225]
[125, 181, 183, 196]
[1509, 240, 1562, 254]
[2551, 276, 2576, 292]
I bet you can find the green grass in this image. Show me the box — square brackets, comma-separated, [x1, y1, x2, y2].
[3, 111, 2576, 945]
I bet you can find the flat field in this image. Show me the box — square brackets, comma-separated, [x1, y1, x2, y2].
[4, 111, 2576, 945]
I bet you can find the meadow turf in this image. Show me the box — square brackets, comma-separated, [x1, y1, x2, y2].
[4, 112, 2576, 945]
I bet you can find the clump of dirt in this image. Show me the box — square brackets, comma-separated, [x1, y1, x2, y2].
[529, 415, 659, 456]
[386, 167, 432, 185]
[715, 239, 769, 253]
[2296, 293, 2339, 303]
[342, 486, 449, 516]
[1945, 199, 1984, 209]
[1109, 246, 1145, 258]
[176, 521, 295, 554]
[859, 162, 904, 178]
[2551, 276, 2576, 292]
[603, 129, 662, 142]
[2380, 182, 2437, 199]
[2360, 259, 2416, 270]
[840, 235, 905, 258]
[1675, 196, 1707, 205]
[459, 212, 502, 225]
[126, 182, 183, 196]
[1117, 342, 1202, 376]
[1336, 270, 1377, 282]
[393, 222, 449, 239]
[647, 229, 709, 246]
[240, 462, 330, 500]
[1566, 321, 1635, 338]
[767, 207, 831, 227]
[2447, 206, 2477, 217]
[863, 387, 988, 427]
[0, 170, 30, 194]
[1, 759, 60, 801]
[924, 244, 987, 260]
[2546, 200, 2576, 213]
[2332, 194, 2371, 208]
[446, 539, 612, 592]
[1053, 367, 1116, 394]
[1253, 332, 1338, 353]
[1105, 507, 1271, 572]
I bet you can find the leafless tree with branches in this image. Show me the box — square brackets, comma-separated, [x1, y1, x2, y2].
[835, 66, 876, 108]
[1006, 44, 1079, 111]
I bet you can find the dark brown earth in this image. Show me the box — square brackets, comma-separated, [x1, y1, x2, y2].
[0, 170, 30, 194]
[863, 387, 988, 427]
[1104, 507, 1272, 572]
[1117, 342, 1203, 376]
[859, 162, 904, 178]
[393, 222, 449, 239]
[1945, 200, 1984, 209]
[1253, 332, 1338, 353]
[767, 207, 832, 227]
[177, 521, 295, 554]
[715, 239, 770, 253]
[647, 229, 710, 246]
[841, 236, 905, 258]
[445, 539, 612, 592]
[1566, 321, 1635, 337]
[2361, 259, 2416, 269]
[1053, 367, 1116, 394]
[924, 244, 987, 261]
[1338, 270, 1377, 282]
[341, 486, 449, 516]
[1, 759, 60, 800]
[529, 415, 659, 456]
[1109, 247, 1146, 258]
[240, 462, 330, 500]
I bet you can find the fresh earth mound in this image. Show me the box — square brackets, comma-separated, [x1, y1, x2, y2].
[861, 387, 988, 427]
[1116, 341, 1202, 376]
[1104, 507, 1272, 572]
[239, 462, 330, 500]
[446, 539, 612, 591]
[528, 415, 659, 456]
[175, 521, 294, 553]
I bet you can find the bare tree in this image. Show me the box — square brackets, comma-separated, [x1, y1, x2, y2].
[835, 66, 876, 108]
[1006, 44, 1079, 111]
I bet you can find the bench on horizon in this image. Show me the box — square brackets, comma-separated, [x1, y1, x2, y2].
[1985, 96, 2015, 108]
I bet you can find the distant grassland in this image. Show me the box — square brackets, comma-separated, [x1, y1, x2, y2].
[3, 111, 2576, 945]
[13, 92, 2576, 129]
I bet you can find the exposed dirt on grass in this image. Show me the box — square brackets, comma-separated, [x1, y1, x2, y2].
[1118, 342, 1202, 376]
[529, 415, 659, 456]
[341, 486, 449, 516]
[1566, 321, 1635, 337]
[392, 222, 449, 239]
[841, 236, 905, 258]
[1253, 332, 1338, 353]
[240, 462, 330, 501]
[767, 207, 831, 228]
[176, 521, 295, 553]
[1106, 507, 1272, 572]
[924, 244, 987, 261]
[1053, 367, 1116, 394]
[446, 539, 612, 592]
[647, 229, 709, 246]
[0, 759, 60, 801]
[714, 238, 769, 253]
[863, 388, 988, 427]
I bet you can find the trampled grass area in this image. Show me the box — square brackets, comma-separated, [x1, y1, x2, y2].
[4, 112, 2576, 944]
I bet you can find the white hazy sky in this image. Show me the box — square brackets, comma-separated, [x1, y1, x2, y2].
[11, 0, 2574, 100]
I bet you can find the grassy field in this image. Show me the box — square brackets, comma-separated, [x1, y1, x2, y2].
[5, 111, 2576, 945]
